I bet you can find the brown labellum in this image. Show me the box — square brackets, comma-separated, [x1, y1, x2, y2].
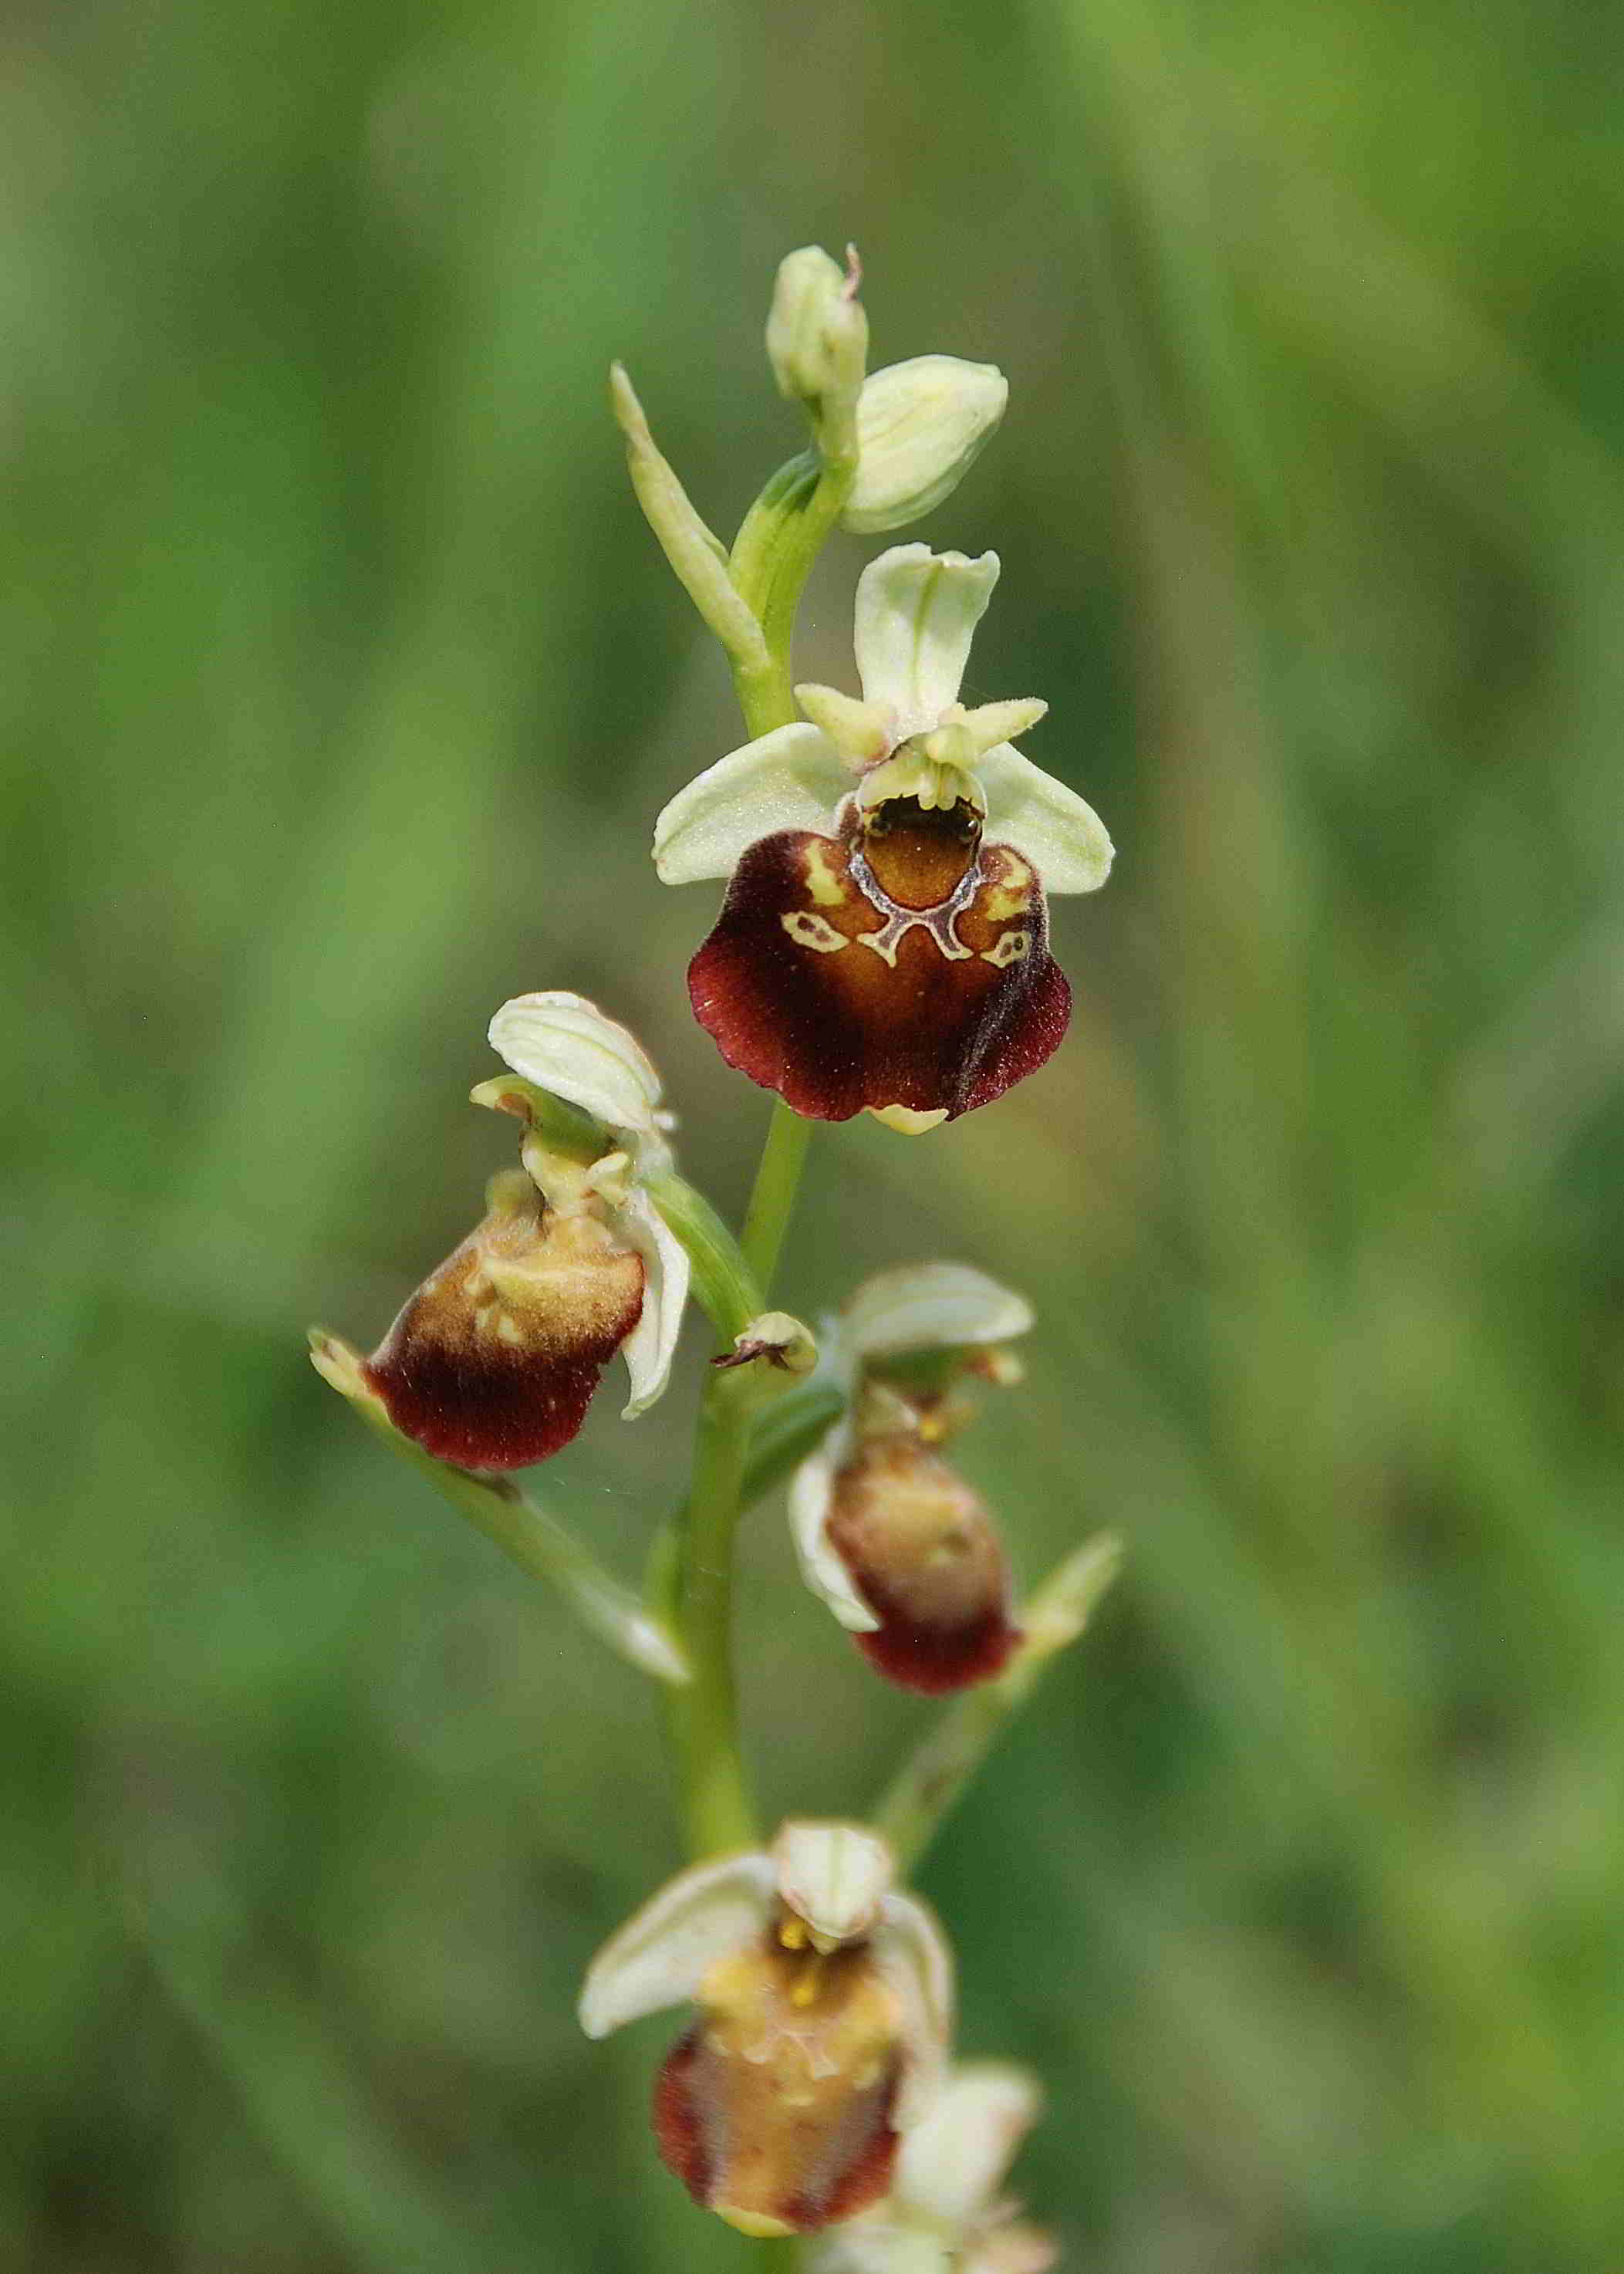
[653, 1932, 903, 2235]
[363, 1171, 645, 1470]
[687, 799, 1070, 1124]
[826, 1431, 1021, 1694]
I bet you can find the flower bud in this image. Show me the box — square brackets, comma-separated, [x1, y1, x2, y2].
[363, 1169, 647, 1470]
[767, 245, 869, 433]
[842, 356, 1008, 535]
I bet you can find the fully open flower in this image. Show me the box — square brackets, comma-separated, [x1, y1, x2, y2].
[655, 544, 1112, 1132]
[792, 1265, 1033, 1692]
[579, 1821, 954, 2238]
[809, 2063, 1054, 2274]
[360, 992, 688, 1469]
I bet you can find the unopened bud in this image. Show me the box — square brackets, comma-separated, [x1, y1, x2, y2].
[843, 355, 1008, 535]
[714, 1310, 819, 1378]
[766, 245, 869, 443]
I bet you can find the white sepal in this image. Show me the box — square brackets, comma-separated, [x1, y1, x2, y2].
[578, 1849, 775, 2039]
[842, 1263, 1034, 1360]
[653, 723, 849, 884]
[977, 743, 1115, 894]
[613, 1187, 690, 1417]
[772, 1821, 895, 1946]
[893, 2063, 1042, 2228]
[871, 1890, 955, 2127]
[853, 546, 1000, 737]
[788, 1421, 881, 1634]
[489, 992, 663, 1137]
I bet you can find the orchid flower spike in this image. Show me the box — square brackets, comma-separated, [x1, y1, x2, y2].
[360, 992, 689, 1469]
[809, 2063, 1055, 2274]
[579, 1820, 954, 2238]
[791, 1265, 1034, 1692]
[654, 544, 1112, 1132]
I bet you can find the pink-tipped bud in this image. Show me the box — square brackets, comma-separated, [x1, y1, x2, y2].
[363, 1170, 645, 1470]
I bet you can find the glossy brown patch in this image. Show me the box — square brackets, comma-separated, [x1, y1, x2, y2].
[688, 819, 1070, 1123]
[363, 1178, 645, 1469]
[653, 1938, 903, 2232]
[826, 1434, 1021, 1695]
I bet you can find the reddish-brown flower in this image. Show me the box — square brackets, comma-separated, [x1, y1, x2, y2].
[348, 992, 690, 1472]
[655, 545, 1111, 1132]
[791, 1265, 1034, 1691]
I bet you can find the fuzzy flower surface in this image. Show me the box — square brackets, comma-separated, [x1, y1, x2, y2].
[808, 2063, 1054, 2274]
[790, 1265, 1032, 1691]
[655, 545, 1112, 1132]
[579, 1821, 954, 2238]
[361, 992, 688, 1468]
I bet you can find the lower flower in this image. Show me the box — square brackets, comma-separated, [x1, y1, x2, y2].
[580, 1823, 954, 2237]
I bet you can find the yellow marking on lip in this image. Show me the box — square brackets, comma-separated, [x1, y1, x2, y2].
[782, 910, 847, 953]
[803, 842, 847, 907]
[982, 882, 1031, 921]
[981, 928, 1031, 968]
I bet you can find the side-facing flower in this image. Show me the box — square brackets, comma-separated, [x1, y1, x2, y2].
[579, 1820, 954, 2238]
[792, 1265, 1033, 1693]
[360, 992, 688, 1469]
[655, 543, 1112, 1133]
[809, 2063, 1054, 2274]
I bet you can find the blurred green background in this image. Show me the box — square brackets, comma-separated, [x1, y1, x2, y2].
[6, 0, 1623, 2267]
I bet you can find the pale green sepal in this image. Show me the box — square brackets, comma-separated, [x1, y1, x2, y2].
[488, 992, 665, 1138]
[609, 363, 769, 674]
[772, 1820, 894, 1945]
[308, 1331, 690, 1685]
[854, 545, 1000, 735]
[977, 742, 1115, 894]
[842, 1262, 1034, 1359]
[578, 1848, 775, 2038]
[870, 1891, 955, 2127]
[843, 356, 1008, 536]
[653, 722, 848, 884]
[788, 1421, 881, 1633]
[614, 1188, 690, 1417]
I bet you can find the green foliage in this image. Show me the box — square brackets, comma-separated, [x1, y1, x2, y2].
[5, 0, 1622, 2266]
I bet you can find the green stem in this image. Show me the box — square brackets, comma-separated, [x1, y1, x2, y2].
[740, 1103, 812, 1296]
[670, 1369, 759, 1855]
